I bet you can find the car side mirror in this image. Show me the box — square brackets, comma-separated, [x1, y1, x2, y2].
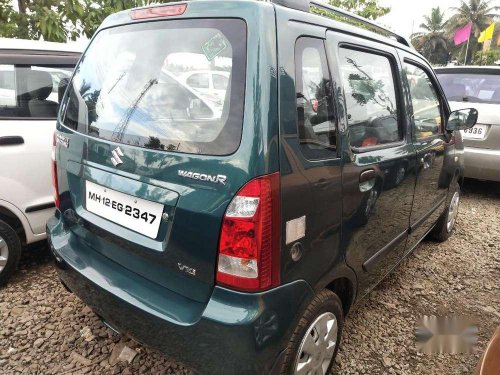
[446, 108, 478, 131]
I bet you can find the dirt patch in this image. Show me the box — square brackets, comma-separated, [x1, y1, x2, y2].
[0, 179, 498, 374]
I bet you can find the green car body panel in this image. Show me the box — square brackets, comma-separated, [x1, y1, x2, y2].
[47, 1, 464, 373]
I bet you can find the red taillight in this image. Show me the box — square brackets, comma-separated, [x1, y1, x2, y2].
[130, 4, 187, 20]
[216, 173, 281, 292]
[52, 132, 60, 208]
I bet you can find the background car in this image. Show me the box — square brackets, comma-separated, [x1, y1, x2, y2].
[0, 38, 81, 285]
[179, 69, 230, 107]
[435, 66, 500, 182]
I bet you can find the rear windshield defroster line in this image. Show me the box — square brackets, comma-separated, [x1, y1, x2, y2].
[61, 18, 247, 156]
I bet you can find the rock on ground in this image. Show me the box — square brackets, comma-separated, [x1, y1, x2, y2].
[0, 179, 498, 375]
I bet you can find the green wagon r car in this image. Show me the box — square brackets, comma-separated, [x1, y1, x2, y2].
[47, 0, 478, 373]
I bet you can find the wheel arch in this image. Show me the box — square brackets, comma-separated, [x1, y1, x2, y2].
[315, 264, 358, 317]
[0, 203, 30, 244]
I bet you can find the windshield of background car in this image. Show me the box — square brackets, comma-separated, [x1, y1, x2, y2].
[61, 19, 246, 155]
[437, 72, 500, 104]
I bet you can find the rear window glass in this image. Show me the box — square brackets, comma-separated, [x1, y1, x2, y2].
[61, 19, 246, 155]
[437, 72, 500, 104]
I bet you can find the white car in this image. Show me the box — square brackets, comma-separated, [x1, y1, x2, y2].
[435, 66, 500, 182]
[180, 70, 230, 106]
[0, 38, 81, 285]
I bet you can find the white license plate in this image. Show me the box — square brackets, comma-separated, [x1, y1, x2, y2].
[85, 181, 164, 239]
[461, 124, 488, 139]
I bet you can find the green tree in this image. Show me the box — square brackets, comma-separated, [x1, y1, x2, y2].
[329, 0, 390, 20]
[79, 0, 158, 38]
[474, 49, 500, 64]
[1, 0, 390, 43]
[447, 0, 500, 64]
[411, 7, 450, 65]
[0, 0, 155, 42]
[0, 0, 18, 38]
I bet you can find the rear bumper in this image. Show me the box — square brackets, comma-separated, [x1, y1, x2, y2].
[47, 215, 313, 375]
[464, 147, 500, 182]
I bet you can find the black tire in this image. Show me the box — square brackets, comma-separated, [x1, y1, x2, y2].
[0, 219, 22, 286]
[430, 180, 460, 242]
[280, 290, 344, 375]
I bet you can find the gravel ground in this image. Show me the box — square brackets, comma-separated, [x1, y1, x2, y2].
[0, 179, 499, 375]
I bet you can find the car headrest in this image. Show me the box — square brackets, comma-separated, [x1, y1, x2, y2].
[27, 70, 53, 100]
[491, 88, 500, 101]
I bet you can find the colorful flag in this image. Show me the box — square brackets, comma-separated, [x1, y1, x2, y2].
[478, 22, 495, 43]
[454, 22, 473, 46]
[497, 33, 500, 47]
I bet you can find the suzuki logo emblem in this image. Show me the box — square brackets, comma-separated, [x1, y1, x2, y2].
[110, 147, 124, 167]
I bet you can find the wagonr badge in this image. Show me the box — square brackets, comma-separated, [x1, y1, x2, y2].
[178, 170, 227, 185]
[110, 147, 124, 167]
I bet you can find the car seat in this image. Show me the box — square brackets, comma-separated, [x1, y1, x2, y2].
[27, 70, 58, 117]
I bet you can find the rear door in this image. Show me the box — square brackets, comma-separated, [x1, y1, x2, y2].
[0, 53, 77, 236]
[55, 12, 278, 303]
[326, 32, 416, 296]
[275, 14, 343, 286]
[399, 53, 451, 251]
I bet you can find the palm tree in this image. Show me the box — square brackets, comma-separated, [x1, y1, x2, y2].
[411, 7, 450, 65]
[447, 0, 500, 64]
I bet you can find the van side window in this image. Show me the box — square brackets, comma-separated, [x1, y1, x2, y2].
[404, 63, 443, 138]
[295, 37, 336, 159]
[0, 65, 73, 119]
[338, 48, 401, 148]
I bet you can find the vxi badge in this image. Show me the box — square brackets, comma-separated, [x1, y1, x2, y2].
[178, 170, 227, 185]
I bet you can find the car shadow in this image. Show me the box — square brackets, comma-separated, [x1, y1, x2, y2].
[18, 240, 52, 270]
[462, 178, 500, 200]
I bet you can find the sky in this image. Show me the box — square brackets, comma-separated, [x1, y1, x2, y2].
[379, 0, 500, 38]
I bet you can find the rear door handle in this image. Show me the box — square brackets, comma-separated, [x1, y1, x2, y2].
[0, 136, 24, 146]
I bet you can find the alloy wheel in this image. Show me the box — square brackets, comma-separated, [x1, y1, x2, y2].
[447, 191, 460, 233]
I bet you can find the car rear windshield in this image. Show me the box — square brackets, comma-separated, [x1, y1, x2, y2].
[61, 19, 246, 155]
[436, 72, 500, 104]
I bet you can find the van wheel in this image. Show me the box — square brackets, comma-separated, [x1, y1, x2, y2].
[0, 219, 22, 286]
[430, 181, 460, 242]
[281, 290, 343, 375]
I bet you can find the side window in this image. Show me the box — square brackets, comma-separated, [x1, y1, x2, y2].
[404, 63, 443, 138]
[186, 73, 209, 89]
[0, 65, 16, 108]
[295, 37, 336, 160]
[339, 48, 401, 148]
[0, 65, 73, 119]
[213, 74, 228, 90]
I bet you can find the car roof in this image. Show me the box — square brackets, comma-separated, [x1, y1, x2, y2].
[0, 37, 83, 53]
[434, 66, 500, 74]
[98, 1, 421, 59]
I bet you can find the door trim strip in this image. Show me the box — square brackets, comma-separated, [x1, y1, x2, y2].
[409, 195, 447, 233]
[25, 202, 56, 213]
[363, 228, 408, 272]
